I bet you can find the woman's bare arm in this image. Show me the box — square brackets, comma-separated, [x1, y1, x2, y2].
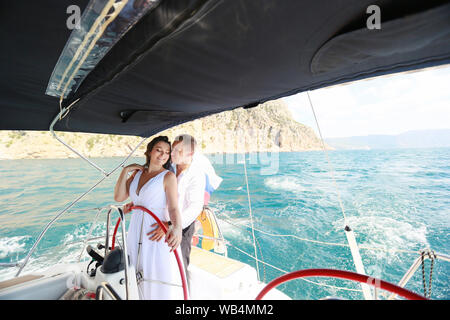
[164, 171, 182, 251]
[114, 164, 142, 202]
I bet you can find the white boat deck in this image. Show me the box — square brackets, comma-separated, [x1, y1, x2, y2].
[188, 246, 290, 300]
[0, 246, 291, 300]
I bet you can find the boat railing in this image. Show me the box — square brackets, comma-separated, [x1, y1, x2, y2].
[191, 206, 228, 257]
[68, 205, 131, 300]
[0, 204, 226, 270]
[0, 206, 107, 271]
[0, 204, 131, 299]
[387, 250, 450, 300]
[1, 104, 150, 280]
[96, 281, 122, 300]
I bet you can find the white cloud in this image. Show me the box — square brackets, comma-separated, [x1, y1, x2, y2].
[283, 65, 450, 138]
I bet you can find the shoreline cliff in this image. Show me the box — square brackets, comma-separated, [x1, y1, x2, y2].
[0, 100, 331, 160]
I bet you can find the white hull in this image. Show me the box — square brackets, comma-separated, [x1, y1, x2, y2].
[0, 245, 290, 300]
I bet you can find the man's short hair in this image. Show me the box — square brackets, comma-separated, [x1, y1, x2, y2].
[174, 134, 197, 153]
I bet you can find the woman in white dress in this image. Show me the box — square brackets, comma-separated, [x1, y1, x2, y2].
[113, 136, 184, 299]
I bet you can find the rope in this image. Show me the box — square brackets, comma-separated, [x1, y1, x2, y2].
[253, 234, 267, 283]
[217, 212, 428, 298]
[242, 153, 261, 281]
[421, 249, 436, 298]
[140, 278, 183, 288]
[219, 210, 266, 282]
[59, 98, 80, 121]
[307, 91, 373, 300]
[135, 213, 146, 296]
[307, 91, 348, 225]
[218, 213, 419, 255]
[226, 241, 363, 293]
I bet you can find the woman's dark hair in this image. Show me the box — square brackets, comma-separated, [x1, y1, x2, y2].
[144, 136, 172, 170]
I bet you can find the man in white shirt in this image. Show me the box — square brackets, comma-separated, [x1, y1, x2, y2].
[147, 134, 205, 280]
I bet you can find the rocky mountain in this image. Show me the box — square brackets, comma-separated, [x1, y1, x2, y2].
[0, 99, 330, 160]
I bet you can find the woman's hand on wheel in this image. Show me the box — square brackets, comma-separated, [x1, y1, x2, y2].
[122, 202, 134, 214]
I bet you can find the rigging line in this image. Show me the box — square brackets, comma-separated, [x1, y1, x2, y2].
[218, 216, 419, 255]
[226, 214, 267, 282]
[135, 213, 146, 299]
[219, 214, 349, 249]
[77, 207, 103, 262]
[227, 242, 363, 293]
[59, 97, 80, 121]
[51, 96, 149, 177]
[306, 91, 372, 300]
[16, 176, 110, 277]
[217, 209, 266, 280]
[306, 91, 347, 225]
[242, 153, 260, 281]
[17, 111, 150, 277]
[253, 232, 267, 283]
[52, 98, 110, 177]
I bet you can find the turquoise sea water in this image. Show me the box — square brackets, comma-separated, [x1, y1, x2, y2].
[0, 148, 449, 300]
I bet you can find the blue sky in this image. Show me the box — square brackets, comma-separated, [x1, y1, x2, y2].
[283, 64, 450, 139]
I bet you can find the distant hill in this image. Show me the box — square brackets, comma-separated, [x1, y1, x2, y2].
[0, 99, 331, 159]
[325, 129, 450, 150]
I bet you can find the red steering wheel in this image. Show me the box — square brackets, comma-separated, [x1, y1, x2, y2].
[255, 268, 428, 300]
[111, 205, 188, 300]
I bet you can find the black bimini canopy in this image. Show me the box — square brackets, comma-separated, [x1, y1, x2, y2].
[1, 0, 449, 137]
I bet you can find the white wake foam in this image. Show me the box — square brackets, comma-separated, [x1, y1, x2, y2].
[0, 235, 30, 259]
[333, 215, 428, 263]
[264, 176, 306, 193]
